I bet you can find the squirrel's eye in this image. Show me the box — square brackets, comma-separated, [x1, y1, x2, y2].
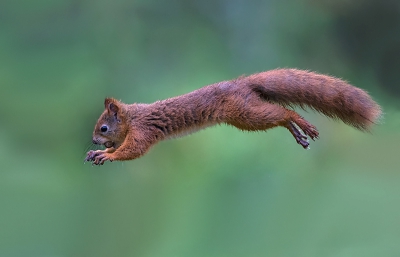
[100, 125, 108, 132]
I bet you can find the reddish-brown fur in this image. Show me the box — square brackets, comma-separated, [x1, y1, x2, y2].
[85, 69, 382, 165]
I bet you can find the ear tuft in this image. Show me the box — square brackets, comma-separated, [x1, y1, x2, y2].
[104, 98, 120, 115]
[109, 102, 119, 114]
[104, 98, 115, 108]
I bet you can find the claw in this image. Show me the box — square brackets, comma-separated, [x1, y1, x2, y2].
[288, 121, 310, 149]
[84, 150, 109, 165]
[287, 119, 319, 149]
[91, 152, 113, 165]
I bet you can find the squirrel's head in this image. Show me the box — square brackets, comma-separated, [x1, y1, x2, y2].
[92, 98, 129, 149]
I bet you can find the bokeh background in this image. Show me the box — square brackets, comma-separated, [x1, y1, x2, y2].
[1, 0, 400, 256]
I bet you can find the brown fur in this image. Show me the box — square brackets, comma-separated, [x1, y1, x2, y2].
[85, 69, 382, 165]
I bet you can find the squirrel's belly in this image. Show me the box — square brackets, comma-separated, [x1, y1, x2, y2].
[164, 121, 219, 140]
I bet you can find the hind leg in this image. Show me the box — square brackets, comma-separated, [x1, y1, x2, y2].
[227, 102, 319, 148]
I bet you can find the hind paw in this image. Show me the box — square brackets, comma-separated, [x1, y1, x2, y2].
[288, 121, 319, 149]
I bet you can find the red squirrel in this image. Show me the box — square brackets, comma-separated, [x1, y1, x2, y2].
[85, 69, 382, 165]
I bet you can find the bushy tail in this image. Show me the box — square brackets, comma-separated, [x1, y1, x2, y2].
[246, 69, 382, 131]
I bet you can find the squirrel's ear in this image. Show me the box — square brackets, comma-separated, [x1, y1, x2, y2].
[104, 98, 120, 115]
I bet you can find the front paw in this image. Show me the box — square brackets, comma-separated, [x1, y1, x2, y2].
[85, 150, 114, 165]
[92, 152, 114, 165]
[84, 150, 103, 163]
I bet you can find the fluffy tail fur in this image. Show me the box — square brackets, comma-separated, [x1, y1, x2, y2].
[246, 69, 382, 131]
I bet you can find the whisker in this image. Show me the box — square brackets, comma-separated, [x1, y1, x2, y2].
[84, 142, 92, 152]
[82, 140, 104, 162]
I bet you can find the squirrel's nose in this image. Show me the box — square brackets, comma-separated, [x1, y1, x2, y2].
[92, 139, 98, 145]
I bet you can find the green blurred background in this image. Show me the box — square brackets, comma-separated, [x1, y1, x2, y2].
[1, 0, 400, 256]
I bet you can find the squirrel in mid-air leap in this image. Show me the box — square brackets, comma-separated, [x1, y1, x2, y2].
[85, 69, 382, 165]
